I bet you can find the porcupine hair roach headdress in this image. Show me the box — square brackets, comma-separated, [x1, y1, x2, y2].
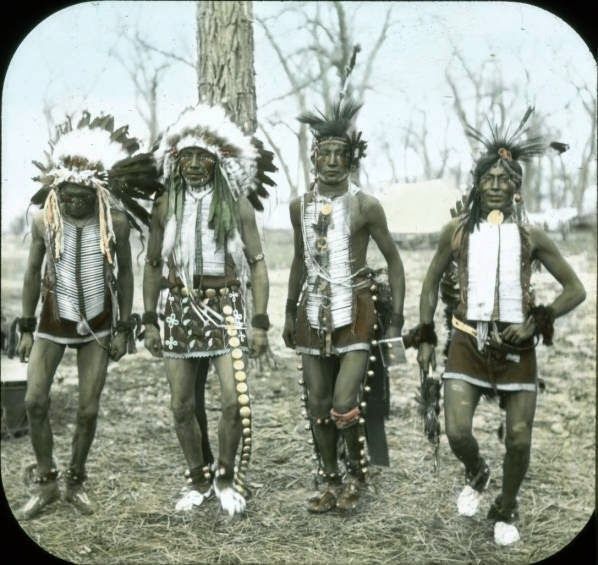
[462, 106, 548, 232]
[31, 111, 161, 263]
[297, 96, 368, 173]
[154, 103, 276, 252]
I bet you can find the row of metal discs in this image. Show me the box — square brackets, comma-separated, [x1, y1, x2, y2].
[295, 355, 371, 480]
[222, 304, 251, 496]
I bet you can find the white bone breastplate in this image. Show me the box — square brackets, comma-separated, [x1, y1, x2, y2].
[54, 221, 105, 322]
[466, 222, 524, 323]
[302, 191, 354, 329]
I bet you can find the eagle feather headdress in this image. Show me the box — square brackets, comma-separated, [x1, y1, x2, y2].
[31, 111, 160, 262]
[154, 103, 276, 211]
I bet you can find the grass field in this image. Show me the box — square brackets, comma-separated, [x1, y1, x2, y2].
[1, 227, 595, 564]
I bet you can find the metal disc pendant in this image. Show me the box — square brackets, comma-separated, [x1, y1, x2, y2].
[487, 209, 504, 225]
[222, 305, 233, 316]
[231, 349, 243, 359]
[233, 360, 245, 371]
[321, 203, 333, 216]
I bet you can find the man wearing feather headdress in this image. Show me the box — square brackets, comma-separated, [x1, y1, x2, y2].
[417, 108, 586, 544]
[15, 112, 159, 520]
[143, 104, 276, 517]
[283, 97, 406, 513]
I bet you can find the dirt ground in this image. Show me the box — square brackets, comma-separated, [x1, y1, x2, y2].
[1, 227, 595, 564]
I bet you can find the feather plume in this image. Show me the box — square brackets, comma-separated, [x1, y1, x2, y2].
[298, 97, 363, 140]
[465, 106, 546, 163]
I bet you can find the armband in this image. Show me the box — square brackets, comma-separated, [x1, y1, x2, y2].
[145, 257, 163, 268]
[246, 252, 265, 265]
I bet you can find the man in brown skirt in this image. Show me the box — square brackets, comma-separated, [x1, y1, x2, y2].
[417, 109, 586, 544]
[16, 112, 156, 519]
[283, 97, 405, 513]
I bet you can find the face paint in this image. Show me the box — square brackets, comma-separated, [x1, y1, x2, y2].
[59, 183, 97, 219]
[478, 163, 516, 214]
[315, 139, 351, 186]
[179, 147, 216, 188]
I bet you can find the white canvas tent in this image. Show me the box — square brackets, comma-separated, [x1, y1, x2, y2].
[377, 178, 463, 235]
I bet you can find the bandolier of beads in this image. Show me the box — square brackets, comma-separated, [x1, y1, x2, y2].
[222, 292, 252, 498]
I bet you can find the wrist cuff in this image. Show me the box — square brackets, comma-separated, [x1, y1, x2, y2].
[530, 305, 555, 346]
[18, 317, 37, 333]
[251, 313, 270, 331]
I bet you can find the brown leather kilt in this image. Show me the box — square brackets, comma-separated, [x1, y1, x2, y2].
[294, 286, 376, 356]
[162, 273, 247, 359]
[444, 322, 537, 392]
[36, 290, 112, 345]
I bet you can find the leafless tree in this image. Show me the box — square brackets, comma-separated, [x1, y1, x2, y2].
[196, 0, 278, 368]
[256, 1, 394, 197]
[110, 28, 193, 147]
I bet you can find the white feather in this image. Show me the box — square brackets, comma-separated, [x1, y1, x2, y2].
[51, 127, 129, 171]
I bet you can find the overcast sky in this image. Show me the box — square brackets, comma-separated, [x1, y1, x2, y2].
[2, 1, 595, 231]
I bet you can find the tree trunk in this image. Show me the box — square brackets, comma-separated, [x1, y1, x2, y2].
[196, 1, 257, 135]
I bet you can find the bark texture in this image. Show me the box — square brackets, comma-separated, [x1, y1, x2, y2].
[197, 1, 257, 135]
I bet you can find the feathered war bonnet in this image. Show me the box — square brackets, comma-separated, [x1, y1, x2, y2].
[154, 103, 276, 254]
[31, 111, 161, 262]
[297, 96, 368, 175]
[463, 106, 550, 230]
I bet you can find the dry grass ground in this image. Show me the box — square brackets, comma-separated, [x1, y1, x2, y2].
[1, 227, 595, 564]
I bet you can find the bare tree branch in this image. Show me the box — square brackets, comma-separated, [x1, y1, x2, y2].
[357, 5, 392, 100]
[258, 123, 298, 198]
[259, 67, 329, 108]
[134, 33, 195, 69]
